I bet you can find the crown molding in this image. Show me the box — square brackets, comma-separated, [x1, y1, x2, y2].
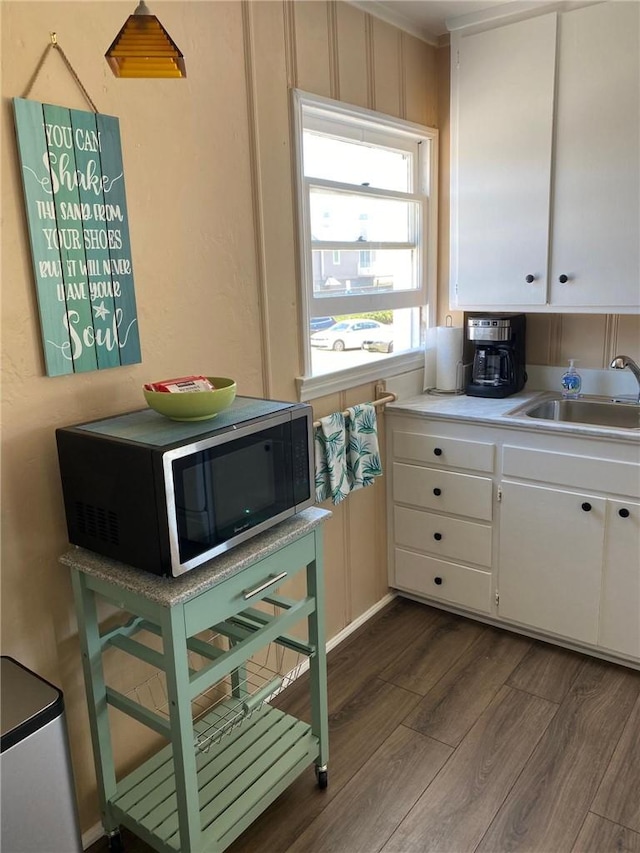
[347, 1, 440, 45]
[445, 0, 601, 33]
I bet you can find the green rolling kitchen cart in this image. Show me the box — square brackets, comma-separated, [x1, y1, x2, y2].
[61, 507, 330, 852]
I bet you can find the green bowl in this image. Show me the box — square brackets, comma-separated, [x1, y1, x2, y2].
[143, 377, 236, 421]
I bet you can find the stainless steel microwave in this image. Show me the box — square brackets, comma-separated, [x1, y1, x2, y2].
[56, 397, 314, 576]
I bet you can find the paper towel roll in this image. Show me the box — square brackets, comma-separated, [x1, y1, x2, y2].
[436, 325, 463, 391]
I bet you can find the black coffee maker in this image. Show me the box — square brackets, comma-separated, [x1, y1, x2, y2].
[464, 313, 527, 398]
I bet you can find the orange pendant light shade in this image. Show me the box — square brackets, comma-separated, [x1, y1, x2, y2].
[105, 1, 186, 79]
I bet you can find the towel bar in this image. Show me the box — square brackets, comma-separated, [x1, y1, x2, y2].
[312, 392, 396, 428]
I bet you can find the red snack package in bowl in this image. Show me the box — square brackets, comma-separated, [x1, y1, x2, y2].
[147, 375, 215, 393]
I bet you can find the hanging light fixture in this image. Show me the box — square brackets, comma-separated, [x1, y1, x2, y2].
[105, 1, 186, 79]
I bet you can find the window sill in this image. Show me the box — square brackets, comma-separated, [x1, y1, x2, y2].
[296, 351, 424, 401]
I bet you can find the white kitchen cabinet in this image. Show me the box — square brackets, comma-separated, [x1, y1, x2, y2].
[497, 481, 605, 644]
[386, 409, 640, 666]
[389, 428, 495, 614]
[599, 499, 640, 658]
[550, 1, 640, 308]
[451, 1, 640, 312]
[452, 13, 556, 308]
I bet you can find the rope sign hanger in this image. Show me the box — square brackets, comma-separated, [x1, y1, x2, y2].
[21, 32, 99, 113]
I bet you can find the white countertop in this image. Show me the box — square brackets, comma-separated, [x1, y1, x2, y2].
[387, 390, 640, 443]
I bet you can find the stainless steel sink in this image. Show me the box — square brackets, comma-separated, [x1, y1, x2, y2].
[509, 396, 640, 430]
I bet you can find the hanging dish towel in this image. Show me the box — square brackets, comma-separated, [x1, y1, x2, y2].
[314, 411, 350, 505]
[345, 404, 383, 492]
[314, 404, 383, 505]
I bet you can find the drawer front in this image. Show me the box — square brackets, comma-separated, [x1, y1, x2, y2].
[394, 506, 492, 568]
[394, 547, 492, 613]
[393, 463, 493, 521]
[393, 430, 495, 473]
[503, 445, 640, 498]
[184, 533, 314, 635]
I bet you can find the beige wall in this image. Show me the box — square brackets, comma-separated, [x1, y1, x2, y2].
[0, 0, 438, 834]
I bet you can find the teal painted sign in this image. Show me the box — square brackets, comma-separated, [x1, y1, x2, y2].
[13, 98, 141, 376]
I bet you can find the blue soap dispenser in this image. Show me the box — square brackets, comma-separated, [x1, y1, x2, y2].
[561, 359, 582, 399]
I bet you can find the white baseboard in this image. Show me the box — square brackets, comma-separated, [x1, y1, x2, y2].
[82, 823, 105, 849]
[326, 592, 397, 653]
[81, 591, 397, 849]
[274, 591, 398, 689]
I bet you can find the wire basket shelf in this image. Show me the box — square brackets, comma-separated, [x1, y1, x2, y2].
[124, 628, 307, 754]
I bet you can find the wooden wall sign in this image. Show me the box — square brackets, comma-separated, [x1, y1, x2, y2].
[13, 97, 141, 376]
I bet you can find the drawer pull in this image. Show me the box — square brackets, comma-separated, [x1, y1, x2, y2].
[434, 576, 443, 585]
[619, 508, 630, 518]
[434, 532, 443, 541]
[433, 447, 443, 457]
[243, 571, 288, 600]
[581, 502, 592, 513]
[433, 488, 442, 496]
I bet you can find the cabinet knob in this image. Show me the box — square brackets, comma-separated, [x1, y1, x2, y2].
[525, 274, 535, 283]
[434, 532, 443, 541]
[434, 576, 443, 585]
[581, 502, 592, 512]
[559, 274, 569, 283]
[434, 447, 443, 457]
[619, 507, 630, 518]
[433, 488, 442, 496]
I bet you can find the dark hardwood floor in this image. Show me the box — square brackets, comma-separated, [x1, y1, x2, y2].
[88, 599, 640, 853]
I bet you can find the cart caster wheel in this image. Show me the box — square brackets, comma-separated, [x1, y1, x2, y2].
[107, 829, 124, 852]
[315, 767, 328, 790]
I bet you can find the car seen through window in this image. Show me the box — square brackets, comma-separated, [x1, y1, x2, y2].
[310, 319, 393, 352]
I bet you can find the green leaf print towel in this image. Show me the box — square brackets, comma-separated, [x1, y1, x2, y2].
[314, 404, 382, 505]
[314, 411, 349, 505]
[346, 404, 382, 492]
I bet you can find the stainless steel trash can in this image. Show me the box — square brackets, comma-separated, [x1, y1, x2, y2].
[0, 656, 82, 853]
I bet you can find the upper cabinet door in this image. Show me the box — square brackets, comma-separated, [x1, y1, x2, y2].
[550, 1, 640, 309]
[452, 14, 557, 308]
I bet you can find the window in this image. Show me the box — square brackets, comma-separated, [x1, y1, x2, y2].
[292, 90, 438, 398]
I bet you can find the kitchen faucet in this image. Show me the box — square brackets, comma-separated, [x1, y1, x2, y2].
[610, 355, 640, 402]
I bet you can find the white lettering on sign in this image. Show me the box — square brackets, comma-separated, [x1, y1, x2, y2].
[39, 259, 62, 278]
[45, 124, 102, 154]
[59, 202, 92, 221]
[103, 258, 131, 275]
[56, 282, 87, 302]
[83, 229, 122, 250]
[44, 152, 123, 197]
[74, 128, 101, 152]
[89, 280, 122, 300]
[35, 200, 56, 220]
[44, 123, 73, 150]
[50, 308, 137, 360]
[93, 204, 124, 222]
[43, 228, 82, 250]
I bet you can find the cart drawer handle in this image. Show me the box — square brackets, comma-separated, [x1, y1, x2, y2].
[243, 571, 288, 599]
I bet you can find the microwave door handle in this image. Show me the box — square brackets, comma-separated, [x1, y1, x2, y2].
[243, 571, 288, 600]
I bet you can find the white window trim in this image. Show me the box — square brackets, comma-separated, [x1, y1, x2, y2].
[292, 89, 438, 400]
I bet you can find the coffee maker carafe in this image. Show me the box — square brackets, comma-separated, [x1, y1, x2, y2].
[464, 313, 526, 398]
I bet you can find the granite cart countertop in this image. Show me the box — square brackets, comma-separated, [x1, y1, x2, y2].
[387, 390, 640, 443]
[60, 506, 331, 607]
